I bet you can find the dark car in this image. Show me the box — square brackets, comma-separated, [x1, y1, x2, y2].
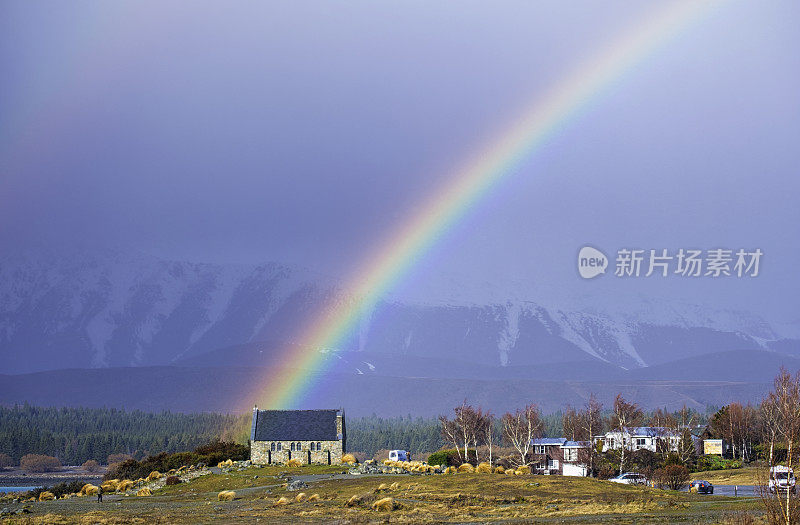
[690, 480, 714, 494]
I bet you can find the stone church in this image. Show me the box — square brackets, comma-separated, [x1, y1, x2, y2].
[250, 407, 346, 465]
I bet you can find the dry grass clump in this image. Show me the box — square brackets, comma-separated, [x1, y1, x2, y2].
[79, 484, 98, 496]
[295, 492, 307, 502]
[444, 466, 457, 474]
[515, 465, 531, 475]
[341, 453, 357, 464]
[505, 468, 517, 476]
[308, 493, 320, 502]
[372, 496, 399, 512]
[275, 496, 291, 506]
[38, 491, 55, 501]
[476, 462, 492, 474]
[375, 483, 389, 493]
[116, 480, 134, 492]
[346, 494, 363, 507]
[457, 463, 475, 473]
[493, 466, 505, 474]
[389, 482, 399, 490]
[286, 458, 303, 468]
[146, 471, 162, 481]
[217, 459, 234, 468]
[136, 487, 152, 497]
[217, 490, 236, 501]
[101, 480, 119, 492]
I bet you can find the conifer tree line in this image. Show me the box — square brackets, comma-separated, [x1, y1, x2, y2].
[0, 404, 248, 465]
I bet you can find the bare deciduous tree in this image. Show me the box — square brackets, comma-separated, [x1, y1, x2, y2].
[609, 394, 643, 474]
[502, 405, 542, 467]
[579, 394, 603, 476]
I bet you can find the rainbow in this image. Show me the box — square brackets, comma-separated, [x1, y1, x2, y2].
[249, 0, 722, 409]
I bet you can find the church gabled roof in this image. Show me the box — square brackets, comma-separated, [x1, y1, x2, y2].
[251, 409, 342, 442]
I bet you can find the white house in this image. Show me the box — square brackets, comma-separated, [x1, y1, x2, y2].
[596, 427, 683, 454]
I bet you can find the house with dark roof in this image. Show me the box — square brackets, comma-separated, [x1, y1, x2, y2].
[250, 407, 346, 465]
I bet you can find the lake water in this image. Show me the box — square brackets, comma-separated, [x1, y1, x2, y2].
[0, 486, 42, 493]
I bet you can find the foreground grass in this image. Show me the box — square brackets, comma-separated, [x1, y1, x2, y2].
[1, 466, 763, 524]
[691, 467, 759, 486]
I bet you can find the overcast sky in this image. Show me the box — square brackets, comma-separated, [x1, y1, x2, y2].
[1, 1, 798, 322]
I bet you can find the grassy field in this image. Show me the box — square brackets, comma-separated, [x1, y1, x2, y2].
[1, 465, 764, 524]
[691, 467, 760, 486]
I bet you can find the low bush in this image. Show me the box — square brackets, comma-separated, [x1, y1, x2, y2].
[20, 454, 61, 473]
[82, 459, 101, 473]
[165, 476, 181, 486]
[695, 455, 742, 472]
[0, 453, 14, 469]
[653, 464, 690, 491]
[104, 441, 249, 480]
[427, 449, 477, 467]
[25, 480, 87, 500]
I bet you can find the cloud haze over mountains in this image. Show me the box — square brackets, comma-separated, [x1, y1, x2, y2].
[0, 1, 798, 413]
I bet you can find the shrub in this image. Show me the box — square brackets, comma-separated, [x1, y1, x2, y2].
[20, 454, 61, 473]
[653, 464, 690, 491]
[165, 476, 181, 486]
[427, 449, 477, 467]
[107, 453, 133, 465]
[82, 460, 101, 473]
[0, 453, 14, 468]
[695, 455, 742, 472]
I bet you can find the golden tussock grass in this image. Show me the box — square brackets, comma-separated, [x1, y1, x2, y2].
[217, 490, 236, 501]
[308, 493, 320, 502]
[116, 480, 134, 492]
[275, 496, 291, 506]
[341, 453, 356, 464]
[346, 494, 363, 507]
[135, 487, 152, 497]
[515, 465, 530, 475]
[457, 463, 475, 473]
[372, 496, 398, 512]
[375, 483, 389, 493]
[389, 482, 399, 490]
[295, 492, 307, 502]
[38, 491, 55, 501]
[80, 484, 99, 496]
[493, 466, 505, 474]
[475, 462, 492, 474]
[286, 458, 303, 468]
[146, 471, 161, 481]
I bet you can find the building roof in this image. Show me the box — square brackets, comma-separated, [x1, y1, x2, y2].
[251, 409, 342, 442]
[562, 440, 590, 448]
[530, 438, 567, 446]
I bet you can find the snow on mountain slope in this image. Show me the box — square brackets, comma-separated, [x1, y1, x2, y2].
[0, 249, 792, 374]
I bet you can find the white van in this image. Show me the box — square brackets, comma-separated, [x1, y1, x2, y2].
[769, 465, 796, 494]
[389, 450, 410, 462]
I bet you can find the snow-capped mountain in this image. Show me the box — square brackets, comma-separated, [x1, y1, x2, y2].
[0, 249, 795, 375]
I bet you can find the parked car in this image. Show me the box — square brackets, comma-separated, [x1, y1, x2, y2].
[689, 480, 714, 494]
[389, 450, 411, 462]
[609, 472, 647, 485]
[769, 465, 796, 494]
